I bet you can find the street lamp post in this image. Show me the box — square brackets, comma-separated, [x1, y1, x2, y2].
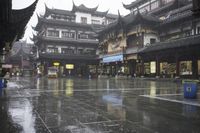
[20, 43, 23, 75]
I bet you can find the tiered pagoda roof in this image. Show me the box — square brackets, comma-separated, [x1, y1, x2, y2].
[72, 2, 98, 13]
[99, 11, 161, 35]
[106, 14, 118, 19]
[35, 16, 94, 31]
[10, 42, 32, 57]
[124, 11, 161, 26]
[44, 5, 75, 17]
[8, 41, 33, 64]
[43, 4, 116, 20]
[93, 10, 109, 17]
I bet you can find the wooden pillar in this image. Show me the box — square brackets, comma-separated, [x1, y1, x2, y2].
[192, 21, 197, 35]
[156, 56, 160, 78]
[127, 60, 132, 76]
[159, 0, 163, 6]
[132, 60, 136, 76]
[95, 65, 98, 75]
[175, 56, 180, 77]
[114, 63, 117, 76]
[43, 61, 48, 75]
[149, 0, 152, 10]
[110, 64, 112, 76]
[141, 60, 144, 77]
[192, 58, 198, 79]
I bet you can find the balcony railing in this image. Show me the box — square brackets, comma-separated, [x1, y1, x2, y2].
[40, 36, 99, 44]
[39, 52, 97, 60]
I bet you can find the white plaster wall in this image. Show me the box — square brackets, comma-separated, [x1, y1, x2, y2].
[75, 12, 92, 24]
[143, 33, 159, 46]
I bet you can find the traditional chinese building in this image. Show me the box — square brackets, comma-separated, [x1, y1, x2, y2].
[7, 41, 34, 76]
[137, 0, 200, 79]
[98, 11, 160, 77]
[33, 2, 118, 77]
[98, 0, 200, 79]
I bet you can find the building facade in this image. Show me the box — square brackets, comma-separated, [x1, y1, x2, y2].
[33, 2, 118, 77]
[8, 41, 34, 76]
[98, 12, 160, 77]
[98, 0, 200, 79]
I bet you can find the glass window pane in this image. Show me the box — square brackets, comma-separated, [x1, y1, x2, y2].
[180, 61, 192, 75]
[150, 61, 156, 74]
[144, 63, 150, 74]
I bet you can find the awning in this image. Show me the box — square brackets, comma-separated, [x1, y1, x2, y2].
[103, 54, 123, 63]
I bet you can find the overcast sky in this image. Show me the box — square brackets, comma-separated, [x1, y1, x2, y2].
[12, 0, 133, 43]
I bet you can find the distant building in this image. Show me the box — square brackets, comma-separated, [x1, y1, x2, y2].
[33, 2, 118, 77]
[98, 0, 200, 79]
[7, 41, 34, 76]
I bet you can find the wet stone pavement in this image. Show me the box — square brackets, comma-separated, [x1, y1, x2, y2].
[0, 77, 200, 133]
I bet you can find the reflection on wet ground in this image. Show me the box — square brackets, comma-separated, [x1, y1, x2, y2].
[0, 77, 200, 133]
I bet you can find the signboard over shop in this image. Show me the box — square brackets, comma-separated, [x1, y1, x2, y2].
[103, 54, 123, 63]
[66, 64, 74, 69]
[2, 64, 12, 68]
[53, 62, 60, 66]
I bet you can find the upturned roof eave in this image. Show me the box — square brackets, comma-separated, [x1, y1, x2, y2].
[139, 35, 200, 54]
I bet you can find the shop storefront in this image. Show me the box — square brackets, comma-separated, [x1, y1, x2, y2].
[126, 54, 137, 77]
[160, 62, 176, 78]
[179, 61, 193, 76]
[103, 54, 123, 63]
[101, 54, 128, 76]
[65, 64, 74, 76]
[144, 61, 156, 76]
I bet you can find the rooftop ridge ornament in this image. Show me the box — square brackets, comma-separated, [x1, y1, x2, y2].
[36, 13, 40, 20]
[118, 10, 121, 17]
[117, 10, 124, 25]
[72, 0, 98, 13]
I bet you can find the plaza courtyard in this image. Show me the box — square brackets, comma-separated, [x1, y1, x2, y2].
[0, 77, 199, 133]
